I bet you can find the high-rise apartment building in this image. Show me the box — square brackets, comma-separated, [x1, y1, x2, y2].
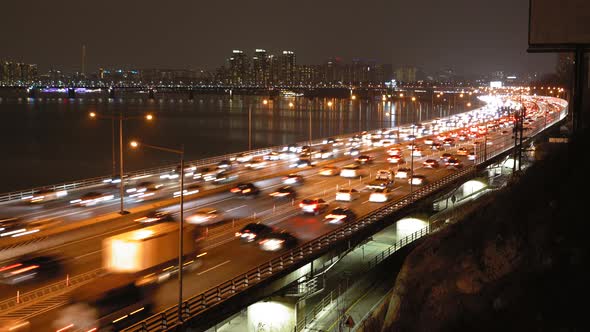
[279, 51, 296, 85]
[228, 50, 249, 85]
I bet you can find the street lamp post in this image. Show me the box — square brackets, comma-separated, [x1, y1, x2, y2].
[410, 96, 417, 196]
[130, 141, 185, 323]
[89, 112, 153, 214]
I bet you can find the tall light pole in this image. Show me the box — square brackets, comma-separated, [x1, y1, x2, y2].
[410, 96, 417, 196]
[90, 111, 153, 214]
[248, 105, 252, 151]
[130, 141, 185, 322]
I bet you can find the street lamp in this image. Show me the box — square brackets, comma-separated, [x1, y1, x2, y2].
[130, 140, 186, 322]
[410, 97, 417, 196]
[89, 111, 153, 214]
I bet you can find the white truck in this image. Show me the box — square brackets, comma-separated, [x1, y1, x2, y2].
[55, 223, 203, 331]
[366, 169, 395, 191]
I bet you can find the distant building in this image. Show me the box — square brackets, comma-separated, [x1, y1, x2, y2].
[228, 50, 249, 85]
[395, 66, 417, 83]
[0, 60, 38, 84]
[252, 49, 269, 86]
[279, 51, 296, 85]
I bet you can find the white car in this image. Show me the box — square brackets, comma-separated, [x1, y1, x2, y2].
[395, 168, 411, 179]
[335, 188, 360, 202]
[411, 148, 423, 157]
[70, 191, 114, 207]
[408, 175, 426, 186]
[369, 188, 394, 203]
[186, 208, 224, 225]
[340, 164, 368, 178]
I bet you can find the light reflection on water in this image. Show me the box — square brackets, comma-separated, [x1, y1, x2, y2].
[0, 91, 468, 192]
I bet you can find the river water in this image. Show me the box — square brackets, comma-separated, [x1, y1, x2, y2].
[0, 90, 473, 192]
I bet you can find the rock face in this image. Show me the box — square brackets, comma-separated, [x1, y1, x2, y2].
[360, 133, 590, 332]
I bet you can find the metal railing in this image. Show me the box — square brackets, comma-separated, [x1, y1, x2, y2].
[295, 225, 431, 332]
[0, 268, 104, 312]
[0, 128, 386, 204]
[122, 98, 568, 332]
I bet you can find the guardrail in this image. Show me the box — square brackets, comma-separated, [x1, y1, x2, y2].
[0, 127, 389, 204]
[0, 268, 104, 312]
[123, 166, 477, 331]
[122, 98, 568, 332]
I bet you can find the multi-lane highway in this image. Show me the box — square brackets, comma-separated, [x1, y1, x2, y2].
[0, 94, 568, 331]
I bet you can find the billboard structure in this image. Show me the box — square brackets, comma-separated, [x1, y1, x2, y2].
[529, 0, 590, 49]
[528, 0, 589, 132]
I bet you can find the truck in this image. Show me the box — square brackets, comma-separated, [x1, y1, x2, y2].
[54, 223, 203, 331]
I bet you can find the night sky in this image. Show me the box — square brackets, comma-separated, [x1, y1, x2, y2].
[1, 0, 555, 76]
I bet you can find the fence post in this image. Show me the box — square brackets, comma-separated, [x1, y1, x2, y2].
[66, 274, 70, 286]
[16, 291, 19, 304]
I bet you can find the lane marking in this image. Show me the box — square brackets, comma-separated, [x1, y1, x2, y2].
[226, 205, 247, 213]
[74, 249, 102, 260]
[197, 260, 231, 275]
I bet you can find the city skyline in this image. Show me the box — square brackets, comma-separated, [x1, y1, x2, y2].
[1, 0, 557, 76]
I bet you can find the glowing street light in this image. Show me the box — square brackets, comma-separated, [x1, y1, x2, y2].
[288, 102, 294, 108]
[262, 99, 268, 105]
[89, 111, 154, 214]
[327, 101, 333, 107]
[130, 140, 185, 322]
[351, 95, 357, 100]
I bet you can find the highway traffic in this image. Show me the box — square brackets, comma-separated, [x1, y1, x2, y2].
[0, 93, 568, 331]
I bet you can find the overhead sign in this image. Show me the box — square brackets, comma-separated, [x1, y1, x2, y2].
[529, 0, 590, 48]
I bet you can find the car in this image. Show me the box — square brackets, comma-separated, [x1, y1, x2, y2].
[235, 223, 274, 242]
[467, 151, 476, 161]
[324, 207, 357, 224]
[423, 138, 434, 145]
[263, 151, 281, 161]
[245, 159, 268, 170]
[346, 147, 360, 156]
[127, 181, 163, 201]
[269, 186, 297, 200]
[335, 188, 361, 202]
[314, 148, 333, 159]
[70, 191, 114, 206]
[431, 142, 443, 151]
[0, 320, 30, 332]
[258, 231, 298, 251]
[0, 217, 27, 237]
[21, 188, 68, 204]
[387, 154, 405, 164]
[282, 173, 304, 185]
[134, 209, 174, 224]
[319, 166, 340, 176]
[395, 167, 411, 179]
[234, 153, 253, 163]
[340, 164, 368, 178]
[186, 207, 224, 225]
[445, 157, 463, 169]
[422, 159, 440, 168]
[216, 159, 234, 169]
[230, 183, 260, 197]
[290, 158, 313, 168]
[411, 148, 423, 157]
[201, 167, 224, 182]
[456, 147, 469, 156]
[387, 147, 402, 156]
[369, 188, 395, 203]
[442, 138, 455, 146]
[365, 179, 394, 191]
[173, 183, 201, 198]
[0, 255, 64, 285]
[322, 137, 336, 144]
[408, 174, 427, 185]
[299, 198, 329, 215]
[440, 153, 452, 161]
[213, 170, 239, 184]
[355, 155, 374, 164]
